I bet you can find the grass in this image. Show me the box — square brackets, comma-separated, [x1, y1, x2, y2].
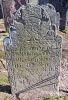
[55, 96, 62, 100]
[43, 96, 68, 100]
[0, 50, 5, 59]
[43, 97, 51, 100]
[60, 29, 68, 34]
[0, 73, 9, 85]
[64, 96, 68, 100]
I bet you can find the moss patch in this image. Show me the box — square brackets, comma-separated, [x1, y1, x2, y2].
[0, 73, 9, 85]
[0, 50, 5, 59]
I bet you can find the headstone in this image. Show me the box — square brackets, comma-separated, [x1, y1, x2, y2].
[3, 4, 62, 97]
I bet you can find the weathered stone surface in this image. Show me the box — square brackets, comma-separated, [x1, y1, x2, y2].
[4, 4, 62, 96]
[42, 4, 60, 31]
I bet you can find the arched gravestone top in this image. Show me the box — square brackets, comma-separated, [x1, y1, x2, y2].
[14, 4, 51, 36]
[2, 0, 60, 31]
[4, 4, 62, 96]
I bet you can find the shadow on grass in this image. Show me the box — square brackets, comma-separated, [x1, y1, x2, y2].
[0, 85, 11, 94]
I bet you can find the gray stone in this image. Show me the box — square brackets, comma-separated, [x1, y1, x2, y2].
[42, 4, 60, 31]
[4, 4, 62, 96]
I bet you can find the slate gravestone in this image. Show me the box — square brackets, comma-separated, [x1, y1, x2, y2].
[3, 4, 62, 96]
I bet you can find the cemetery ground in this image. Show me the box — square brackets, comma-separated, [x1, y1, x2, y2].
[0, 19, 68, 100]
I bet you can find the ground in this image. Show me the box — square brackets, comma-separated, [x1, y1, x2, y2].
[0, 19, 68, 100]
